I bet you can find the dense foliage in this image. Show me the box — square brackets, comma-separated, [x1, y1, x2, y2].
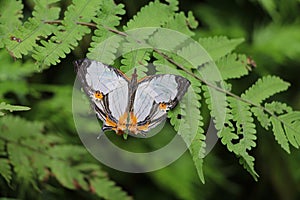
[1, 0, 300, 199]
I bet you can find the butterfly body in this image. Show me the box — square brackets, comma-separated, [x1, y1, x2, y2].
[75, 59, 190, 136]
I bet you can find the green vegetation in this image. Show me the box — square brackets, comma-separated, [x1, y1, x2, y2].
[1, 0, 300, 199]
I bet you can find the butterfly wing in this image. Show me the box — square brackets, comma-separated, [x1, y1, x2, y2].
[74, 59, 129, 132]
[132, 74, 190, 134]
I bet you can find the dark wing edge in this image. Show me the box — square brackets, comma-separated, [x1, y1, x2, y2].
[170, 75, 191, 109]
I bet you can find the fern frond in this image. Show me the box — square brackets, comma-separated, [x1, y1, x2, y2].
[198, 36, 244, 61]
[87, 0, 125, 64]
[0, 115, 130, 199]
[33, 0, 101, 66]
[216, 53, 250, 80]
[0, 0, 23, 48]
[242, 76, 290, 104]
[218, 97, 258, 179]
[5, 0, 60, 58]
[169, 96, 206, 184]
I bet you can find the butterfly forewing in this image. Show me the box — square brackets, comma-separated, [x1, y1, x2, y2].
[75, 59, 129, 131]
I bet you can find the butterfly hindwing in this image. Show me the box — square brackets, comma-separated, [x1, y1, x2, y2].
[133, 74, 190, 133]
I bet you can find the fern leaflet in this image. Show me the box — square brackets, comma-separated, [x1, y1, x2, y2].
[216, 53, 250, 80]
[5, 0, 60, 58]
[198, 36, 244, 61]
[87, 0, 125, 64]
[0, 0, 23, 48]
[33, 0, 101, 66]
[242, 76, 290, 104]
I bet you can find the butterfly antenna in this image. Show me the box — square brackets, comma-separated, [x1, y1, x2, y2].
[97, 128, 104, 139]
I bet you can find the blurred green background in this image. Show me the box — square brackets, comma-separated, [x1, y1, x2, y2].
[1, 0, 300, 199]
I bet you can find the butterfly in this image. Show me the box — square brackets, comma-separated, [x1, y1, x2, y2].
[74, 58, 190, 137]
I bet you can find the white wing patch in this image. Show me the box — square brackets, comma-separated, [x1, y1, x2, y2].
[76, 59, 129, 122]
[134, 75, 179, 122]
[86, 61, 128, 95]
[107, 84, 128, 120]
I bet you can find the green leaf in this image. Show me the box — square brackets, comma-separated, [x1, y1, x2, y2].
[218, 97, 258, 180]
[242, 76, 290, 104]
[88, 0, 125, 64]
[216, 53, 249, 80]
[0, 158, 12, 183]
[167, 75, 206, 183]
[5, 0, 60, 58]
[238, 153, 259, 181]
[7, 143, 35, 185]
[120, 50, 150, 78]
[164, 12, 197, 36]
[253, 24, 300, 63]
[279, 112, 300, 149]
[124, 0, 174, 30]
[0, 50, 37, 81]
[251, 107, 271, 130]
[0, 0, 23, 48]
[90, 178, 131, 200]
[33, 0, 101, 66]
[0, 102, 30, 116]
[270, 116, 290, 153]
[198, 36, 244, 61]
[265, 101, 292, 114]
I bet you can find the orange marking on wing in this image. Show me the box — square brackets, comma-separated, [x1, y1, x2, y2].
[128, 112, 138, 134]
[137, 122, 149, 131]
[94, 91, 103, 99]
[105, 115, 117, 127]
[130, 112, 137, 125]
[116, 113, 128, 133]
[159, 103, 167, 110]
